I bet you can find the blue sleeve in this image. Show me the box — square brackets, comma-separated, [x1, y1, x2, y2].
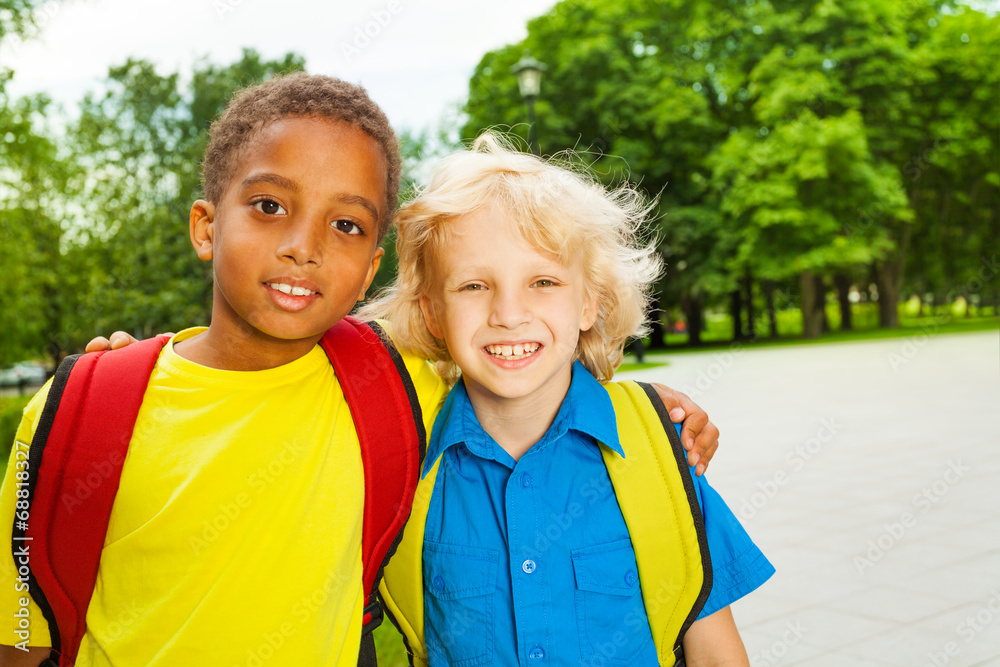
[675, 425, 775, 618]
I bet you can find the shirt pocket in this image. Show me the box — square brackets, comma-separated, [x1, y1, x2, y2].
[571, 537, 654, 665]
[423, 541, 498, 667]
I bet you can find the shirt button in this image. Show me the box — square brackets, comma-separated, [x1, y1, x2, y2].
[522, 473, 532, 488]
[625, 569, 637, 585]
[528, 646, 545, 660]
[522, 559, 537, 574]
[432, 575, 445, 591]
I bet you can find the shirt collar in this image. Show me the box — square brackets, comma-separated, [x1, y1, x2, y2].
[423, 361, 623, 477]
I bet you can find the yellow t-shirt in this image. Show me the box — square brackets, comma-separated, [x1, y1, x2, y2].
[0, 326, 446, 666]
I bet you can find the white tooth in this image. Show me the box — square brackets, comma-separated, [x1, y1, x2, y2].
[502, 345, 513, 357]
[276, 283, 292, 294]
[291, 286, 309, 296]
[513, 344, 524, 356]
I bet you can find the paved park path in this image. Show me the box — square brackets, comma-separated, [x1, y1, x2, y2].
[619, 329, 1000, 666]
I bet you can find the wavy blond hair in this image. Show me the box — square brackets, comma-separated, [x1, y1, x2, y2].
[359, 132, 662, 383]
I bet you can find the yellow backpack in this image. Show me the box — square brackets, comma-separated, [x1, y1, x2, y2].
[379, 380, 712, 666]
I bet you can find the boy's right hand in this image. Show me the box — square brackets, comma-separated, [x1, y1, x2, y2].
[85, 331, 163, 352]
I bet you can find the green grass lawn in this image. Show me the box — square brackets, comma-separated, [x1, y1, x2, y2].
[648, 304, 998, 355]
[374, 621, 410, 666]
[617, 360, 668, 372]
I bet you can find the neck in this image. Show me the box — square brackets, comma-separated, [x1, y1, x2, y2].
[174, 325, 322, 371]
[464, 376, 571, 462]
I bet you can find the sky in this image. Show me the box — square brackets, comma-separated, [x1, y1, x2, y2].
[0, 0, 560, 133]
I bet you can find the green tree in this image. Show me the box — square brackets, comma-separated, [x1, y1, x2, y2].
[0, 73, 73, 365]
[0, 0, 74, 365]
[899, 8, 1000, 314]
[0, 0, 52, 43]
[462, 0, 996, 341]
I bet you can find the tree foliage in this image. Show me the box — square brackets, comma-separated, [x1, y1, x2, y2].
[0, 43, 439, 362]
[463, 0, 998, 341]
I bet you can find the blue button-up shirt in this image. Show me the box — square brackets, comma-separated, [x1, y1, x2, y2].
[421, 362, 774, 666]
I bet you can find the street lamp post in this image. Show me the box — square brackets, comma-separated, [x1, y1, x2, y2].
[511, 52, 546, 155]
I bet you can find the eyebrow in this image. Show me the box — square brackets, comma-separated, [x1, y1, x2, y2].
[336, 194, 380, 224]
[241, 172, 300, 193]
[240, 173, 379, 223]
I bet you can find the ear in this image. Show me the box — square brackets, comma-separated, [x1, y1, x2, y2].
[190, 200, 216, 261]
[356, 247, 384, 302]
[580, 291, 599, 332]
[419, 294, 443, 339]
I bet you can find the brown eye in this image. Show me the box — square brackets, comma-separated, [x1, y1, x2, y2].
[333, 219, 362, 235]
[253, 199, 286, 215]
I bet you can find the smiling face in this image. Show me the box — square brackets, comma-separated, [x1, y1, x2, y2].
[189, 116, 385, 364]
[419, 205, 597, 416]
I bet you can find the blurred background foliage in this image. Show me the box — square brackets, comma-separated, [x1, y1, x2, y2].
[0, 0, 997, 370]
[463, 0, 998, 344]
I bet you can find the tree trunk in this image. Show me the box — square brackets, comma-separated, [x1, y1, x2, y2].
[764, 281, 779, 339]
[682, 294, 704, 347]
[730, 288, 744, 341]
[818, 275, 830, 333]
[801, 271, 823, 339]
[744, 272, 756, 340]
[876, 260, 902, 329]
[834, 274, 853, 331]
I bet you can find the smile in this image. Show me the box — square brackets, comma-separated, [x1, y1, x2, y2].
[266, 282, 318, 297]
[484, 343, 541, 361]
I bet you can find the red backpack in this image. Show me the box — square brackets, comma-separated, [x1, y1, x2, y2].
[12, 317, 425, 667]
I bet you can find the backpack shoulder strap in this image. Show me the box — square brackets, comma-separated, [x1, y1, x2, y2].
[601, 380, 712, 667]
[319, 317, 426, 665]
[15, 335, 170, 667]
[377, 455, 442, 667]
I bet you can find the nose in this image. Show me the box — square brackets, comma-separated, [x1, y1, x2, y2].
[277, 216, 323, 266]
[488, 286, 532, 329]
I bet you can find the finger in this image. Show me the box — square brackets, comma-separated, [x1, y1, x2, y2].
[692, 424, 720, 475]
[85, 336, 111, 353]
[109, 331, 136, 349]
[649, 383, 687, 423]
[680, 409, 708, 453]
[671, 390, 703, 425]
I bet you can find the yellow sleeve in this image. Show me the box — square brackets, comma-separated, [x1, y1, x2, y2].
[0, 381, 53, 648]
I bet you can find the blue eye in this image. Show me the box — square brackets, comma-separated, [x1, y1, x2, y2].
[253, 199, 286, 215]
[334, 219, 362, 235]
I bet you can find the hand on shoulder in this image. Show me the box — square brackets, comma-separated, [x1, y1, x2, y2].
[85, 331, 174, 353]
